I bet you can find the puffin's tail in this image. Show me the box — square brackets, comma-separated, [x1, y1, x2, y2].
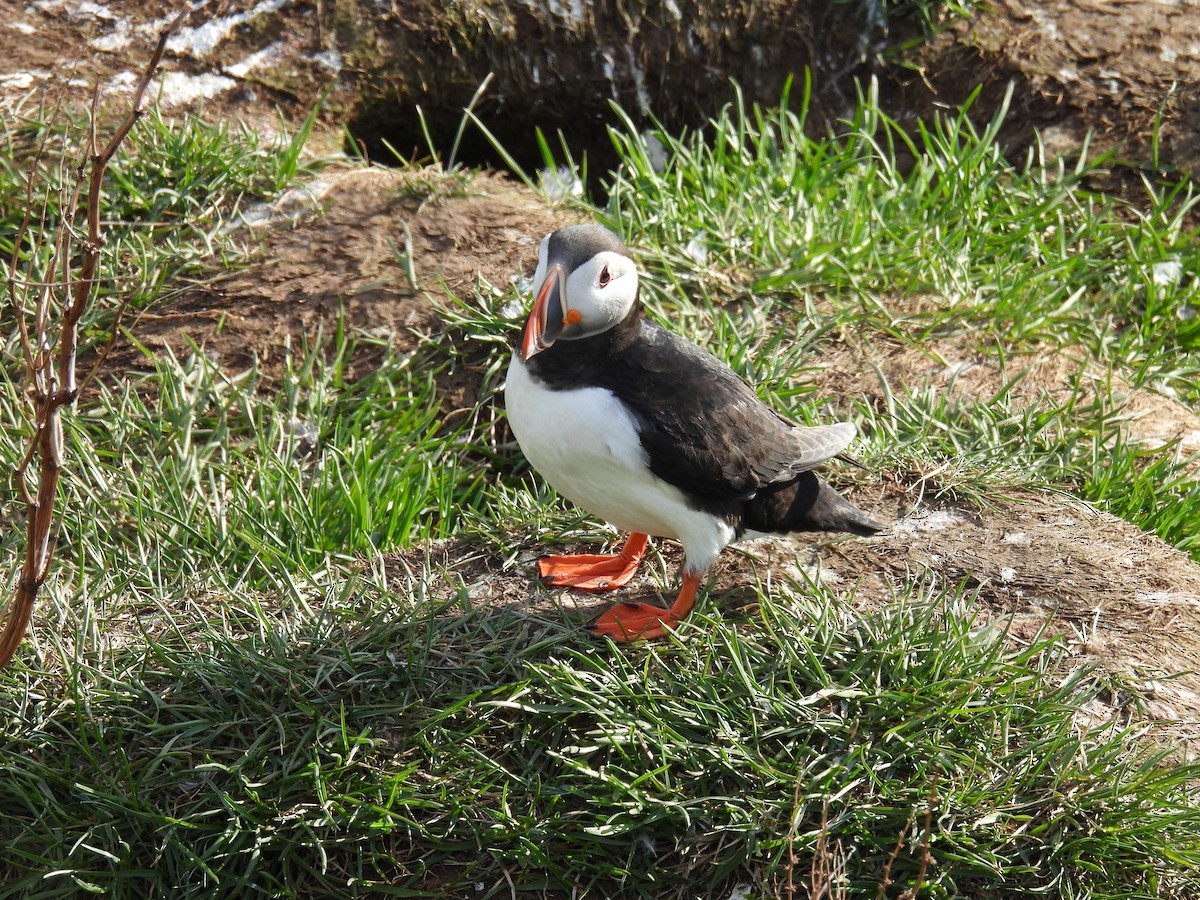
[744, 471, 884, 537]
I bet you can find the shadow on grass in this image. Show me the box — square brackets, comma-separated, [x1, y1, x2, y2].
[3, 577, 1200, 899]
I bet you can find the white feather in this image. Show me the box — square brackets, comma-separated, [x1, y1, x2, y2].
[506, 356, 735, 573]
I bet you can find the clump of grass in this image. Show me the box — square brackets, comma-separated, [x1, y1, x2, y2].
[1, 102, 330, 347]
[602, 80, 1200, 401]
[0, 327, 484, 600]
[849, 366, 1200, 550]
[2, 577, 1197, 897]
[104, 106, 322, 226]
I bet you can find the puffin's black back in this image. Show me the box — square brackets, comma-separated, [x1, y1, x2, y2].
[528, 315, 830, 504]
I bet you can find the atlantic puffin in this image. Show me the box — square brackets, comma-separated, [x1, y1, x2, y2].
[505, 224, 883, 640]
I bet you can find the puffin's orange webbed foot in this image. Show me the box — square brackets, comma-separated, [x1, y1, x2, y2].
[589, 601, 682, 641]
[588, 571, 702, 642]
[538, 533, 649, 592]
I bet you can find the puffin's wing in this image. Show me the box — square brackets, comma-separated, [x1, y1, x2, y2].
[610, 323, 856, 501]
[775, 421, 857, 476]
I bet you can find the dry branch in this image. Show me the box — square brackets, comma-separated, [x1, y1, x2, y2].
[0, 6, 192, 671]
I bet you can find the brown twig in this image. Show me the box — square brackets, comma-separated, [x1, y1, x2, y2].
[899, 770, 939, 900]
[876, 817, 912, 900]
[807, 799, 832, 900]
[785, 778, 801, 900]
[0, 5, 192, 671]
[782, 795, 849, 900]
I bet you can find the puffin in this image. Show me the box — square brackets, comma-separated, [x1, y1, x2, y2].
[505, 224, 883, 640]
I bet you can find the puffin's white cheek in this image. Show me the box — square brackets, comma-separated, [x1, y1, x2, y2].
[597, 289, 627, 319]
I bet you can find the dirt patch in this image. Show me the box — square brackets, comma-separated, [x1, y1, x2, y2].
[101, 166, 573, 381]
[911, 0, 1200, 177]
[853, 495, 1200, 736]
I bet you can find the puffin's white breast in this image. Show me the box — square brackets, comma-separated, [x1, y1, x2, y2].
[505, 356, 734, 572]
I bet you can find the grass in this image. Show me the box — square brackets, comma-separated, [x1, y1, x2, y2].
[1, 104, 325, 340]
[4, 577, 1198, 898]
[60, 331, 480, 593]
[1, 79, 1200, 898]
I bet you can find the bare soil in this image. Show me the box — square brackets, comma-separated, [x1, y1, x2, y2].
[911, 0, 1200, 178]
[100, 166, 573, 381]
[3, 1, 1199, 743]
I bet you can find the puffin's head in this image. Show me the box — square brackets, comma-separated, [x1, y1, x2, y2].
[521, 224, 639, 360]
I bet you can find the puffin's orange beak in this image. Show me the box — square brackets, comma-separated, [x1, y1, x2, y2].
[522, 264, 577, 360]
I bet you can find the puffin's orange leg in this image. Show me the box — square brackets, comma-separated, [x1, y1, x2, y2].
[538, 533, 649, 592]
[589, 571, 703, 641]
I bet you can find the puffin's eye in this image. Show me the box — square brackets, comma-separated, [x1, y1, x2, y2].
[598, 266, 611, 288]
